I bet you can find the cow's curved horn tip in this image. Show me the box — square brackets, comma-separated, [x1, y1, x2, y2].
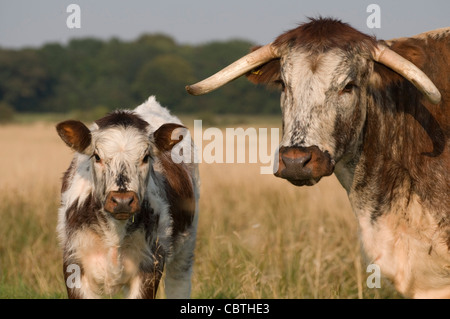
[185, 85, 205, 96]
[185, 85, 196, 95]
[428, 91, 442, 105]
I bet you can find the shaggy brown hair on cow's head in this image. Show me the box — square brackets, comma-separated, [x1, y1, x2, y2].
[246, 17, 378, 89]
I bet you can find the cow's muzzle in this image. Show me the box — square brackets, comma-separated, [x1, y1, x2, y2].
[275, 146, 335, 186]
[104, 191, 140, 220]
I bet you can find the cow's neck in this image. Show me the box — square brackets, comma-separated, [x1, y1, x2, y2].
[333, 88, 450, 297]
[336, 88, 448, 223]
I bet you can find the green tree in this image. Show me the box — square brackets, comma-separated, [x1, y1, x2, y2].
[132, 54, 196, 109]
[0, 49, 51, 112]
[0, 35, 281, 115]
[0, 101, 15, 123]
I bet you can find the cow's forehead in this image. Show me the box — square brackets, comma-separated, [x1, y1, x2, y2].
[282, 49, 355, 87]
[281, 49, 349, 109]
[92, 126, 150, 158]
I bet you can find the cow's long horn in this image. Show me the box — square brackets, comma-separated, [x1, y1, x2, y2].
[373, 44, 441, 104]
[186, 43, 280, 96]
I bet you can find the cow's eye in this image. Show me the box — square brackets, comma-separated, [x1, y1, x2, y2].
[342, 82, 357, 93]
[93, 153, 101, 163]
[142, 154, 150, 164]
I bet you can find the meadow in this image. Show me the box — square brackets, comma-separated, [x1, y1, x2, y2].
[0, 118, 401, 298]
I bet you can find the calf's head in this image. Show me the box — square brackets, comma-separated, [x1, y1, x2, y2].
[57, 111, 184, 220]
[186, 18, 441, 186]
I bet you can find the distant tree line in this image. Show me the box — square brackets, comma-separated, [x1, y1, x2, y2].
[0, 34, 281, 116]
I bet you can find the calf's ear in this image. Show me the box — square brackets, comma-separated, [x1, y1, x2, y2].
[153, 123, 187, 152]
[56, 120, 92, 153]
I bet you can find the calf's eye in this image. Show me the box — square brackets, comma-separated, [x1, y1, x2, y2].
[142, 154, 150, 164]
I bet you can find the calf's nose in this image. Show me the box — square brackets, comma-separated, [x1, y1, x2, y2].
[105, 191, 139, 217]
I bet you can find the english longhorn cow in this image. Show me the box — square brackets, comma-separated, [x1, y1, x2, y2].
[56, 96, 199, 298]
[186, 18, 450, 298]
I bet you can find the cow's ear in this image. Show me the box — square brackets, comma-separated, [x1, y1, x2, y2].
[56, 120, 92, 153]
[153, 123, 187, 152]
[245, 45, 282, 90]
[371, 38, 426, 90]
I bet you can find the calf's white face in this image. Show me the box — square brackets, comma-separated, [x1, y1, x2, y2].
[57, 111, 184, 221]
[90, 126, 151, 219]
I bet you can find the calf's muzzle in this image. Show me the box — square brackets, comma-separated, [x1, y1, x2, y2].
[275, 146, 334, 186]
[104, 191, 140, 220]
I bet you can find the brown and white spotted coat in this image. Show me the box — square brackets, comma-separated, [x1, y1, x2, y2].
[247, 19, 450, 298]
[189, 18, 449, 298]
[56, 96, 199, 299]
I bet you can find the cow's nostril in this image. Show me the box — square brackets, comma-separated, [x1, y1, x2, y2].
[302, 153, 312, 165]
[105, 191, 140, 215]
[276, 145, 334, 184]
[282, 152, 311, 167]
[113, 195, 133, 207]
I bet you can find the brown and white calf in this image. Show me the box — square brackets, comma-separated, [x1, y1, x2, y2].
[187, 18, 450, 298]
[56, 96, 199, 298]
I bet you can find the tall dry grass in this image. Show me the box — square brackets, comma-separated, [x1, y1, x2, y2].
[0, 121, 401, 298]
[0, 123, 71, 297]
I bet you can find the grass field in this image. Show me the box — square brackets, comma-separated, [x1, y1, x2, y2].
[0, 119, 401, 299]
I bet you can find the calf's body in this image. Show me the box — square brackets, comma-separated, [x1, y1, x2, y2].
[57, 96, 199, 298]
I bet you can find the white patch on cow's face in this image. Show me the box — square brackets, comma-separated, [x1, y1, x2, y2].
[280, 48, 371, 163]
[90, 126, 152, 203]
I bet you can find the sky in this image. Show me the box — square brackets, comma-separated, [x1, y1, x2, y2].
[0, 0, 448, 49]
